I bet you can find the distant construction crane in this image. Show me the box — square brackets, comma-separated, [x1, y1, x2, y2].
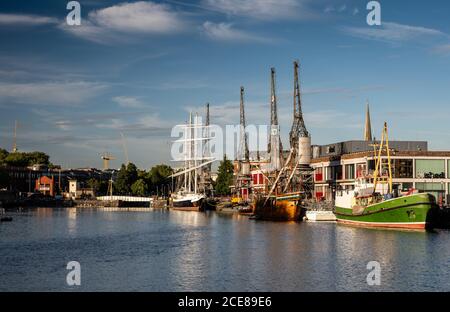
[120, 132, 130, 165]
[101, 152, 116, 170]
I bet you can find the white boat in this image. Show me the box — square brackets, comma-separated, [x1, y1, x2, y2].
[171, 192, 205, 211]
[169, 112, 213, 211]
[305, 210, 336, 222]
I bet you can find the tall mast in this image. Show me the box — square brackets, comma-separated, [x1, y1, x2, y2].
[194, 113, 198, 194]
[205, 103, 211, 172]
[188, 112, 192, 193]
[239, 86, 249, 162]
[12, 120, 18, 153]
[184, 117, 187, 191]
[364, 101, 373, 141]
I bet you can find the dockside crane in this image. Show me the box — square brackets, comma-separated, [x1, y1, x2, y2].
[285, 60, 313, 196]
[268, 67, 283, 172]
[235, 86, 251, 202]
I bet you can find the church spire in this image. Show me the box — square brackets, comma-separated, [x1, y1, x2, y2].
[364, 101, 373, 141]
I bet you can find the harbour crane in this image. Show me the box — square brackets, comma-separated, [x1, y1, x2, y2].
[268, 67, 283, 172]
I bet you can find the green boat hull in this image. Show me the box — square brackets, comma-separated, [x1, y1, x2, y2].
[335, 193, 436, 230]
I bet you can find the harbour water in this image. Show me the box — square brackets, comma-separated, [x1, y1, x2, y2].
[1, 208, 450, 292]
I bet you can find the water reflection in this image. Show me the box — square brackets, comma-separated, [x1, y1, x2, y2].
[1, 208, 450, 291]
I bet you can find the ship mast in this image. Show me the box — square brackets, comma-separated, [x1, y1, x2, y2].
[372, 122, 393, 194]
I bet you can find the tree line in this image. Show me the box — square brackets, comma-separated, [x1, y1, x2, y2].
[87, 163, 175, 197]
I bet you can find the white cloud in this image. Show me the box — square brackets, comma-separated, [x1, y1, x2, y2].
[352, 8, 359, 15]
[202, 21, 268, 42]
[0, 81, 106, 106]
[112, 96, 145, 108]
[342, 22, 445, 43]
[0, 13, 58, 26]
[203, 0, 311, 20]
[61, 1, 187, 43]
[89, 1, 184, 33]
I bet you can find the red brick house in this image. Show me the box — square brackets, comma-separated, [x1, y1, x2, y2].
[35, 176, 55, 197]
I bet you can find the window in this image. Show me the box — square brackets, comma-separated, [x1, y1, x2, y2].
[393, 159, 413, 178]
[415, 182, 445, 202]
[345, 164, 355, 180]
[401, 182, 413, 192]
[356, 163, 366, 178]
[327, 146, 335, 154]
[315, 167, 323, 182]
[326, 166, 342, 181]
[415, 159, 445, 179]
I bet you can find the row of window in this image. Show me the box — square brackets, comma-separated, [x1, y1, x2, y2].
[315, 159, 450, 181]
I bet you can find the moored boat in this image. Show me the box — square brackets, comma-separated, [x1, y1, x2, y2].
[335, 192, 435, 229]
[171, 192, 205, 211]
[334, 122, 436, 230]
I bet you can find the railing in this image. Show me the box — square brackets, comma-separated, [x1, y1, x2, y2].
[96, 196, 153, 202]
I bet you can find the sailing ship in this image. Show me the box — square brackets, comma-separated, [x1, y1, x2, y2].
[170, 112, 213, 212]
[335, 122, 436, 230]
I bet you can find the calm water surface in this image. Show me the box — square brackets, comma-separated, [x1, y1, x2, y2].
[1, 207, 449, 291]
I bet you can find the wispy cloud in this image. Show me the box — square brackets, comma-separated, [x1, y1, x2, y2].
[203, 0, 313, 20]
[341, 22, 445, 43]
[202, 21, 269, 43]
[60, 1, 188, 43]
[112, 96, 146, 108]
[338, 5, 347, 13]
[0, 13, 58, 26]
[0, 81, 107, 106]
[324, 5, 334, 13]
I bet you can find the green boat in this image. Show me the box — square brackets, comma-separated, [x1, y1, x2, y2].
[334, 122, 436, 230]
[335, 192, 435, 230]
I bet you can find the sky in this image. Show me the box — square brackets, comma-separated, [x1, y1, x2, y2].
[0, 0, 449, 170]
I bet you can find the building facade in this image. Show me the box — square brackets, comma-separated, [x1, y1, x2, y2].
[311, 150, 450, 206]
[35, 176, 55, 197]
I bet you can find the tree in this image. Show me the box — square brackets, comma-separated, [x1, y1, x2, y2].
[3, 151, 50, 167]
[147, 164, 173, 194]
[4, 152, 29, 167]
[0, 148, 9, 165]
[27, 151, 50, 165]
[131, 179, 148, 196]
[114, 163, 138, 195]
[215, 155, 234, 196]
[86, 178, 108, 196]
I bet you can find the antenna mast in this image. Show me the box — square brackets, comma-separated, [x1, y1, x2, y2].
[12, 120, 18, 153]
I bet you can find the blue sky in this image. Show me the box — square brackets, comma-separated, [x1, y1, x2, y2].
[0, 0, 449, 169]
